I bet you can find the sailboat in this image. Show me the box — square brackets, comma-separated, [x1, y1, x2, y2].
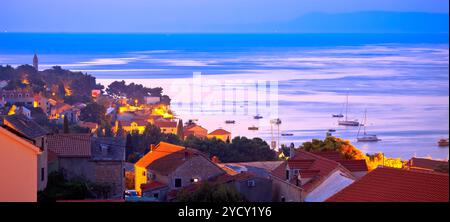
[357, 109, 380, 142]
[338, 92, 360, 126]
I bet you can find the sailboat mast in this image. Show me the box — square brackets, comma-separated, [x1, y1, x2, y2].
[345, 92, 349, 121]
[363, 109, 367, 135]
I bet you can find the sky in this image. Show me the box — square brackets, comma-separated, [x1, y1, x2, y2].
[1, 0, 449, 33]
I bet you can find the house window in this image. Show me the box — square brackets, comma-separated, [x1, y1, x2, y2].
[142, 171, 146, 176]
[294, 169, 299, 175]
[281, 196, 286, 202]
[247, 180, 256, 187]
[174, 178, 182, 188]
[285, 170, 290, 180]
[153, 192, 159, 199]
[41, 167, 45, 181]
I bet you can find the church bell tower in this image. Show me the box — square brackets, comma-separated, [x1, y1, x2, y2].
[33, 54, 38, 70]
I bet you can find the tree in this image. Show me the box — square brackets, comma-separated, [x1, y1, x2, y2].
[63, 115, 69, 134]
[176, 119, 184, 139]
[175, 183, 245, 202]
[300, 136, 365, 160]
[125, 133, 133, 160]
[138, 124, 164, 153]
[80, 102, 107, 124]
[182, 136, 276, 163]
[38, 172, 92, 202]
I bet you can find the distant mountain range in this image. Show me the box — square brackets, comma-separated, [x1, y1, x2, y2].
[272, 11, 449, 33]
[194, 11, 449, 33]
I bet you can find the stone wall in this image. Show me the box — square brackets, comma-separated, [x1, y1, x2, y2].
[235, 177, 273, 202]
[92, 161, 124, 197]
[169, 155, 224, 189]
[271, 176, 303, 202]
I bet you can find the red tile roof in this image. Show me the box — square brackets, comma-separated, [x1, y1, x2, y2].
[47, 134, 92, 157]
[406, 157, 448, 171]
[208, 129, 230, 136]
[271, 150, 354, 193]
[327, 167, 449, 202]
[135, 142, 222, 176]
[119, 119, 149, 127]
[312, 151, 368, 172]
[287, 159, 315, 170]
[312, 151, 341, 161]
[135, 142, 185, 168]
[299, 170, 321, 178]
[141, 181, 167, 192]
[154, 121, 177, 128]
[338, 159, 369, 172]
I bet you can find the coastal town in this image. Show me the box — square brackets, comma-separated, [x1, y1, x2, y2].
[0, 55, 448, 202]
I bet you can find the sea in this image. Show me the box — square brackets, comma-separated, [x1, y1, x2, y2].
[0, 33, 448, 160]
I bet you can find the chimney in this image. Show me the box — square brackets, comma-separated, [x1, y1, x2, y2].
[150, 144, 155, 152]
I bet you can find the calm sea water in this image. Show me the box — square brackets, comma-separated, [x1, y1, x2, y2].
[1, 33, 449, 160]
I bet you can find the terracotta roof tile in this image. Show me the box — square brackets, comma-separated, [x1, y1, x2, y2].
[271, 150, 354, 193]
[135, 142, 216, 176]
[1, 114, 49, 139]
[312, 151, 342, 161]
[407, 157, 448, 171]
[287, 159, 315, 170]
[154, 121, 177, 128]
[208, 129, 230, 136]
[338, 159, 369, 172]
[135, 142, 185, 168]
[327, 167, 449, 202]
[47, 134, 92, 157]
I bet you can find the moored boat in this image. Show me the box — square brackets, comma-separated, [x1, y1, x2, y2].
[338, 92, 360, 126]
[356, 109, 380, 142]
[438, 138, 449, 147]
[254, 114, 263, 119]
[248, 125, 259, 130]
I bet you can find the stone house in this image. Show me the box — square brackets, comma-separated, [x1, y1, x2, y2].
[47, 134, 126, 198]
[207, 128, 231, 142]
[270, 149, 357, 202]
[183, 123, 208, 139]
[134, 142, 225, 201]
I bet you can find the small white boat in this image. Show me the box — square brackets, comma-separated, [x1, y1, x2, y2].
[357, 109, 380, 142]
[357, 135, 381, 142]
[339, 120, 360, 126]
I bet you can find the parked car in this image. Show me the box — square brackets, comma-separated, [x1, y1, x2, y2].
[124, 190, 138, 198]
